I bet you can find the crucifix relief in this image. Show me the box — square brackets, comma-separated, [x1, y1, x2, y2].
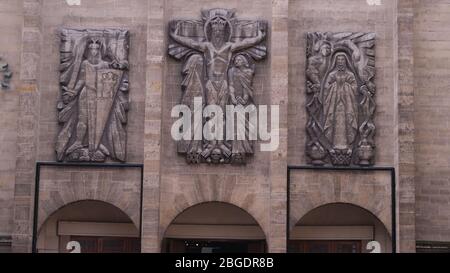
[305, 32, 376, 166]
[168, 9, 267, 165]
[56, 28, 130, 162]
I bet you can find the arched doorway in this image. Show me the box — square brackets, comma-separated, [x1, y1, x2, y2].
[289, 203, 392, 253]
[37, 200, 140, 253]
[162, 202, 267, 253]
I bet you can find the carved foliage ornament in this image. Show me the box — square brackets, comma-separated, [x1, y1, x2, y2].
[305, 32, 376, 166]
[0, 57, 12, 89]
[56, 28, 130, 162]
[168, 8, 267, 165]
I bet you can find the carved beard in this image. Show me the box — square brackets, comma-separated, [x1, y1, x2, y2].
[212, 29, 225, 47]
[88, 50, 101, 64]
[337, 64, 346, 72]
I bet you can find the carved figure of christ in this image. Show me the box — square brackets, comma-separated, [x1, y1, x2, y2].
[170, 23, 265, 107]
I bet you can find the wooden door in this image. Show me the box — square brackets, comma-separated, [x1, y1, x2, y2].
[290, 240, 362, 253]
[70, 236, 140, 253]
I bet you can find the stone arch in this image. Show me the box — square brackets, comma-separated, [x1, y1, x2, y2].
[291, 199, 391, 236]
[290, 202, 392, 253]
[289, 170, 392, 235]
[36, 200, 140, 253]
[36, 166, 142, 232]
[161, 201, 268, 250]
[37, 199, 139, 236]
[159, 174, 269, 241]
[38, 196, 139, 232]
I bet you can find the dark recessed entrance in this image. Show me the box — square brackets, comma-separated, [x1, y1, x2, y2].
[289, 240, 361, 253]
[71, 236, 140, 253]
[166, 239, 266, 253]
[163, 202, 267, 253]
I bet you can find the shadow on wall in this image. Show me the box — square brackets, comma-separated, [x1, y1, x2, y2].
[289, 203, 392, 253]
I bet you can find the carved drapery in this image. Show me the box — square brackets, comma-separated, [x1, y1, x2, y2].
[305, 32, 376, 166]
[168, 9, 267, 165]
[0, 57, 12, 89]
[56, 28, 130, 162]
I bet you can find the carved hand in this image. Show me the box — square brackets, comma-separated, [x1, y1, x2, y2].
[171, 22, 181, 37]
[258, 22, 266, 37]
[230, 95, 238, 105]
[62, 87, 76, 104]
[307, 81, 320, 95]
[240, 95, 249, 105]
[360, 85, 371, 97]
[111, 60, 128, 70]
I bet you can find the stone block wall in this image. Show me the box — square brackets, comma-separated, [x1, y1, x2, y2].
[289, 170, 393, 234]
[37, 166, 142, 230]
[1, 0, 450, 253]
[0, 0, 23, 241]
[414, 0, 450, 243]
[157, 0, 289, 253]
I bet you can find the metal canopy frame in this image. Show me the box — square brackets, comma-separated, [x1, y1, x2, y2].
[31, 162, 396, 253]
[31, 161, 144, 253]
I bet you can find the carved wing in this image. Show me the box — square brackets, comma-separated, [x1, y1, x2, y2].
[56, 29, 86, 160]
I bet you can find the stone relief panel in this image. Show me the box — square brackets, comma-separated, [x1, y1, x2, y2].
[305, 32, 376, 166]
[168, 8, 267, 165]
[0, 57, 12, 89]
[56, 28, 130, 162]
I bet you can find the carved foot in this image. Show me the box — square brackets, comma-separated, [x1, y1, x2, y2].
[201, 145, 214, 159]
[79, 149, 90, 161]
[220, 143, 231, 158]
[231, 153, 246, 165]
[92, 150, 106, 162]
[186, 152, 202, 164]
[66, 141, 84, 154]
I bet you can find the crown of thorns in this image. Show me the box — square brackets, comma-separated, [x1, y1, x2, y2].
[88, 38, 101, 48]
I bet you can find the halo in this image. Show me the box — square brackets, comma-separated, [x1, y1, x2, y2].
[204, 15, 233, 42]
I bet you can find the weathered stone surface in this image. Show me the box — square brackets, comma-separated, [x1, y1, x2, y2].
[0, 57, 13, 89]
[37, 166, 141, 230]
[289, 169, 392, 234]
[168, 8, 267, 165]
[305, 32, 376, 167]
[56, 28, 130, 163]
[1, 0, 449, 254]
[0, 0, 23, 244]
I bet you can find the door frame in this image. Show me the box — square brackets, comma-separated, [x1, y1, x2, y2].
[32, 162, 144, 253]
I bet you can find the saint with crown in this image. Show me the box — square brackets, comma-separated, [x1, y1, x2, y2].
[56, 29, 130, 162]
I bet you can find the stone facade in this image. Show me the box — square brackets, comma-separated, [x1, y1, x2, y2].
[0, 0, 23, 246]
[414, 1, 450, 244]
[1, 0, 450, 253]
[37, 166, 142, 230]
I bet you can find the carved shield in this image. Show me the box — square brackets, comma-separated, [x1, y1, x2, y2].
[95, 69, 123, 149]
